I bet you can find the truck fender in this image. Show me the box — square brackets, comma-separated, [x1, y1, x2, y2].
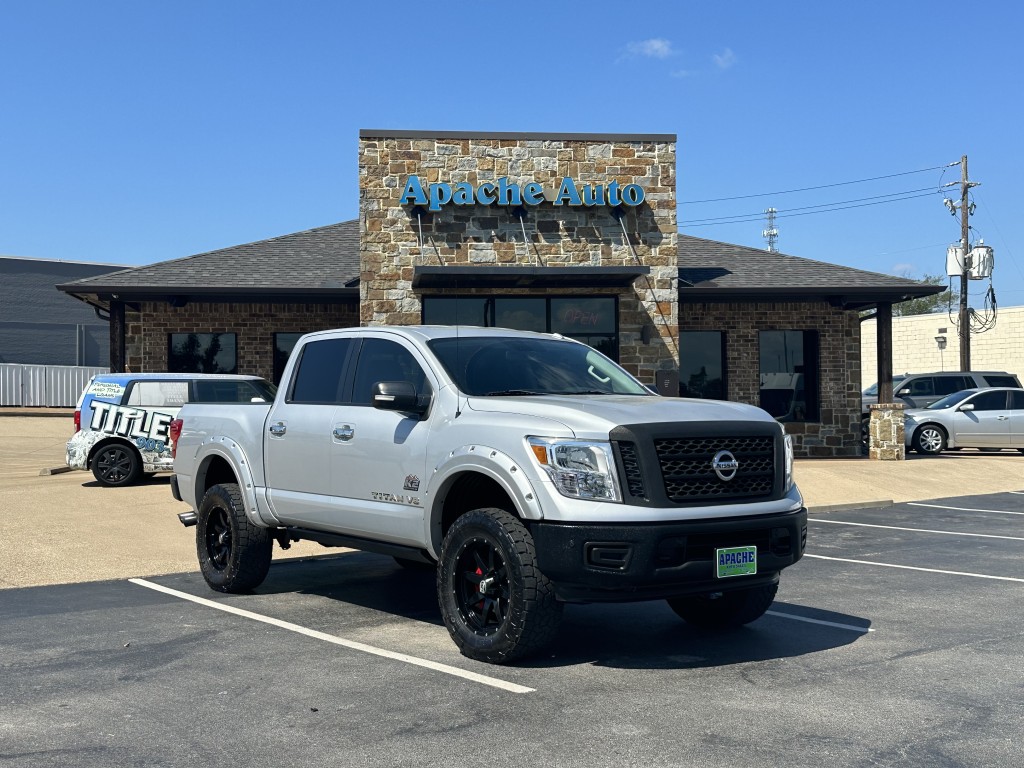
[195, 437, 280, 528]
[426, 444, 545, 554]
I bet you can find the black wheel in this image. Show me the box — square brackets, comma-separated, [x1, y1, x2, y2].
[197, 483, 272, 593]
[667, 583, 778, 629]
[393, 556, 436, 571]
[913, 424, 947, 455]
[437, 508, 562, 664]
[91, 443, 142, 487]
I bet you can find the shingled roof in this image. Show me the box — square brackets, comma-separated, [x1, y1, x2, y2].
[57, 220, 940, 312]
[678, 234, 942, 309]
[57, 221, 360, 305]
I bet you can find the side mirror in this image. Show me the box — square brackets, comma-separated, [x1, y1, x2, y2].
[898, 388, 911, 396]
[958, 402, 975, 412]
[372, 381, 430, 417]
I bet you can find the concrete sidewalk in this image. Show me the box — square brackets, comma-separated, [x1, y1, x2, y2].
[1, 415, 1021, 589]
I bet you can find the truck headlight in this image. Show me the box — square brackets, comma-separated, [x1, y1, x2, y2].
[527, 437, 622, 503]
[784, 433, 794, 492]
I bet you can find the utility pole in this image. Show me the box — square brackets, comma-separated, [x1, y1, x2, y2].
[958, 155, 975, 371]
[762, 208, 778, 252]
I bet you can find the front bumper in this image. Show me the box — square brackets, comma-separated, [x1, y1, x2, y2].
[530, 507, 807, 603]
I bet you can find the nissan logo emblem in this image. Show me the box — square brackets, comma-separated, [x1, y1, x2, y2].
[712, 449, 739, 482]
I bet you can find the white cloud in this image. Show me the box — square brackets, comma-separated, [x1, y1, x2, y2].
[712, 48, 737, 69]
[670, 69, 694, 79]
[891, 263, 917, 277]
[625, 38, 675, 59]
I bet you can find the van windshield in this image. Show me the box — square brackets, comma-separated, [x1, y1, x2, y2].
[863, 376, 906, 397]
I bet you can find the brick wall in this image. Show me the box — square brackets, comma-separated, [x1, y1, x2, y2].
[861, 305, 1024, 386]
[126, 301, 358, 380]
[358, 133, 678, 383]
[680, 300, 862, 457]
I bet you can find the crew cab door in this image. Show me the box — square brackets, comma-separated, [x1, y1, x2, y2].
[324, 336, 436, 547]
[265, 336, 358, 519]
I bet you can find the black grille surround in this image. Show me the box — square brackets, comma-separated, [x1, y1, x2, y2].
[611, 421, 785, 508]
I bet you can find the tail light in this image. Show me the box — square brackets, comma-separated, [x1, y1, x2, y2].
[169, 418, 183, 458]
[74, 410, 81, 433]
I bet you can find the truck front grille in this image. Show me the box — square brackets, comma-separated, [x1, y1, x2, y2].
[654, 435, 775, 503]
[617, 441, 646, 498]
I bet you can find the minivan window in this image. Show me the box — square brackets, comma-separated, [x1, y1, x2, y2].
[900, 377, 934, 397]
[983, 375, 1019, 388]
[933, 375, 972, 396]
[289, 338, 355, 404]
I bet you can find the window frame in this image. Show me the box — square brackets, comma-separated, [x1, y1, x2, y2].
[757, 329, 820, 423]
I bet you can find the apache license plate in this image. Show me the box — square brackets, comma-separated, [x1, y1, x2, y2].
[716, 546, 757, 578]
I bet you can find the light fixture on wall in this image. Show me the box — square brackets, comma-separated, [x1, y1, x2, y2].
[935, 335, 947, 371]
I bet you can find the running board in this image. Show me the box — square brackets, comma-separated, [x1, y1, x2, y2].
[283, 527, 434, 565]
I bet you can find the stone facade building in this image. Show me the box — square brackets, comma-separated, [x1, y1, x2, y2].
[58, 129, 940, 457]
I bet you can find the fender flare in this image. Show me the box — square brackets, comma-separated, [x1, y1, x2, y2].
[194, 437, 280, 527]
[426, 444, 545, 555]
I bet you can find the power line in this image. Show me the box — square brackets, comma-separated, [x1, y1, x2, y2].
[680, 187, 941, 225]
[681, 163, 957, 204]
[680, 191, 942, 228]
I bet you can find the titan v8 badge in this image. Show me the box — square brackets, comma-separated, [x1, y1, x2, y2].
[371, 491, 421, 506]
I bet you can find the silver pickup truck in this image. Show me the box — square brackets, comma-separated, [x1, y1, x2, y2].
[171, 325, 806, 663]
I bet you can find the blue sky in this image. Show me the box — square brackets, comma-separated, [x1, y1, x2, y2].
[2, 1, 1022, 309]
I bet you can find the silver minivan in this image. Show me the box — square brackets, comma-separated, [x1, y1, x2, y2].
[862, 371, 1021, 420]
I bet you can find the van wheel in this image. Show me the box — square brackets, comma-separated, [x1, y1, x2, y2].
[438, 508, 562, 664]
[913, 425, 947, 454]
[667, 583, 778, 629]
[197, 483, 272, 593]
[91, 443, 142, 487]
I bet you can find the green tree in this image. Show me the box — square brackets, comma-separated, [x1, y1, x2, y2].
[893, 273, 960, 317]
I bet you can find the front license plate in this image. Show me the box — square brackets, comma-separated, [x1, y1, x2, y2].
[716, 546, 757, 578]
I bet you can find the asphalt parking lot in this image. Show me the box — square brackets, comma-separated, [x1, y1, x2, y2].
[4, 485, 1024, 767]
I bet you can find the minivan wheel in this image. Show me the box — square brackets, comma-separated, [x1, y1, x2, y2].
[913, 425, 947, 455]
[437, 508, 562, 664]
[197, 483, 272, 593]
[91, 443, 142, 487]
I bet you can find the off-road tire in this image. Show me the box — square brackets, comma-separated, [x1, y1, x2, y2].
[197, 483, 272, 593]
[91, 442, 142, 487]
[913, 424, 947, 455]
[667, 583, 778, 629]
[438, 507, 562, 664]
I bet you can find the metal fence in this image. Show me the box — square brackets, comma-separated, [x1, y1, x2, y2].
[0, 364, 108, 407]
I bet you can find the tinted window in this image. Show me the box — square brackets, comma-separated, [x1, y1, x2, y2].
[934, 376, 972, 396]
[494, 298, 546, 332]
[983, 375, 1019, 388]
[193, 379, 276, 403]
[273, 333, 304, 385]
[758, 330, 819, 422]
[1012, 391, 1024, 410]
[422, 297, 490, 327]
[968, 390, 1008, 411]
[289, 338, 355, 404]
[168, 333, 237, 374]
[901, 377, 934, 397]
[680, 331, 726, 399]
[351, 339, 430, 405]
[126, 381, 189, 407]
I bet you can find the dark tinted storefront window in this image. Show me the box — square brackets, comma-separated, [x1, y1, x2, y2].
[167, 333, 237, 374]
[679, 331, 726, 399]
[758, 330, 819, 422]
[422, 296, 618, 360]
[273, 333, 304, 385]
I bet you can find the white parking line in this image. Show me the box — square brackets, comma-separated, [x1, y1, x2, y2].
[129, 578, 534, 694]
[812, 519, 1024, 541]
[907, 502, 1024, 516]
[804, 554, 1024, 583]
[765, 610, 874, 633]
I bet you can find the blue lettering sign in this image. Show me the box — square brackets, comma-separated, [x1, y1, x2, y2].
[401, 176, 646, 210]
[400, 175, 429, 207]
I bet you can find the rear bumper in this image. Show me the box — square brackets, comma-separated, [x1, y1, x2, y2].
[530, 507, 807, 603]
[170, 474, 182, 502]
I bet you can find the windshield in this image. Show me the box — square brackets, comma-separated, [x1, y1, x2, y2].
[863, 376, 906, 397]
[427, 336, 651, 396]
[925, 390, 974, 410]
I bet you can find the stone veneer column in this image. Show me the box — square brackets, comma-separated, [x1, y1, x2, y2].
[358, 132, 678, 383]
[869, 403, 906, 460]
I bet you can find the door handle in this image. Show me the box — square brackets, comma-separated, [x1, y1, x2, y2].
[333, 425, 354, 441]
[997, 415, 1009, 421]
[269, 422, 287, 436]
